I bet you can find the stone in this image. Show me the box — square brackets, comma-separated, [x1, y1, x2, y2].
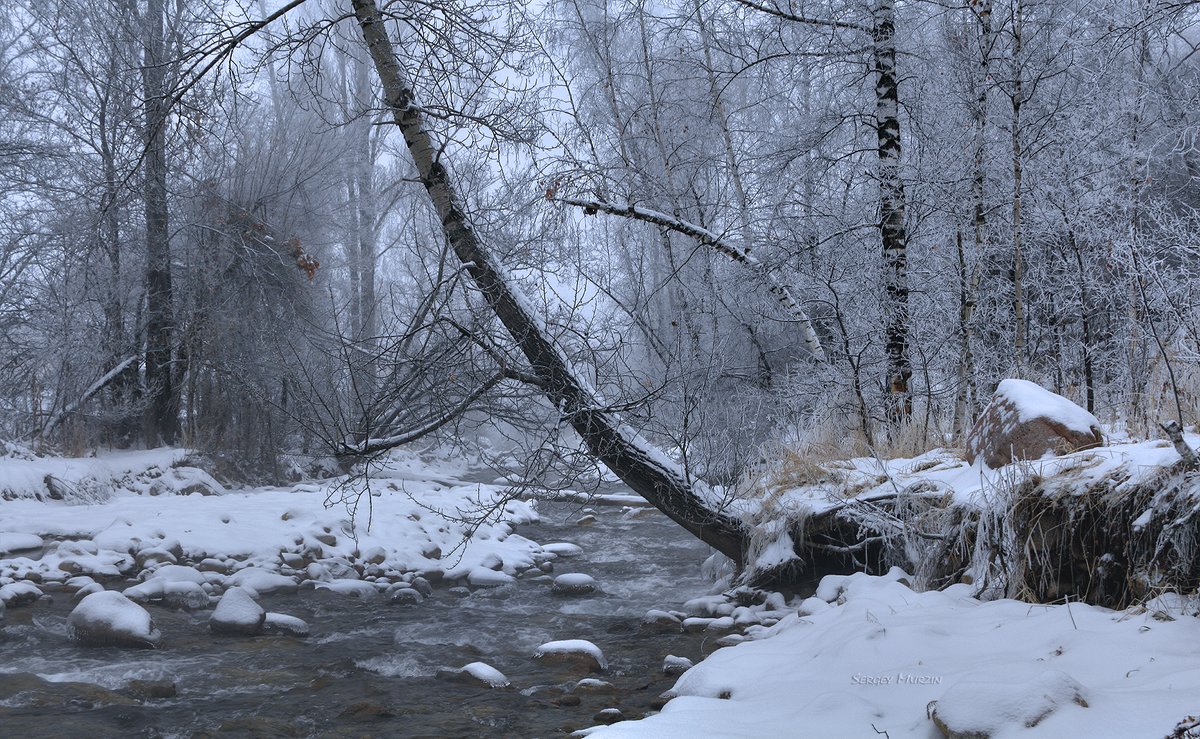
[573, 678, 616, 694]
[409, 576, 433, 597]
[641, 609, 683, 633]
[593, 708, 624, 725]
[0, 532, 43, 555]
[534, 639, 607, 673]
[263, 612, 310, 637]
[0, 581, 42, 608]
[209, 586, 265, 635]
[541, 542, 583, 557]
[575, 515, 597, 526]
[338, 701, 395, 721]
[928, 670, 1088, 738]
[662, 655, 693, 676]
[388, 587, 424, 605]
[147, 467, 226, 497]
[436, 661, 510, 688]
[125, 679, 177, 700]
[552, 573, 597, 596]
[965, 379, 1103, 469]
[67, 591, 162, 648]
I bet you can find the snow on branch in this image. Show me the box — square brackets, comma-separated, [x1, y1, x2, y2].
[40, 356, 137, 439]
[559, 196, 827, 363]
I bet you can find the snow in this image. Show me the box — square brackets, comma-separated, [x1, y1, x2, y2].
[210, 586, 265, 634]
[747, 431, 1200, 532]
[542, 542, 583, 557]
[263, 612, 310, 637]
[995, 378, 1102, 436]
[585, 569, 1200, 738]
[67, 590, 162, 648]
[534, 639, 608, 670]
[0, 448, 541, 594]
[461, 661, 511, 688]
[0, 532, 43, 554]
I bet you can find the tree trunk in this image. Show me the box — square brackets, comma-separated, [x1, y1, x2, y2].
[348, 0, 747, 564]
[142, 0, 179, 444]
[873, 0, 912, 420]
[1010, 0, 1027, 376]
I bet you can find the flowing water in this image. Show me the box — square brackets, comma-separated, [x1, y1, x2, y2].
[0, 499, 720, 738]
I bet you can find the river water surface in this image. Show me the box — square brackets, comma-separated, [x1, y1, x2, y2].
[0, 498, 719, 738]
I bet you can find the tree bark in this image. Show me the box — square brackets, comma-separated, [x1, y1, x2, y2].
[873, 0, 913, 420]
[348, 0, 747, 564]
[142, 0, 179, 444]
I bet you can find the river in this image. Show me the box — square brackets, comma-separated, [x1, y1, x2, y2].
[0, 498, 719, 738]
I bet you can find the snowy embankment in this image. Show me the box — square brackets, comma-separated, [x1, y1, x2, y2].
[0, 447, 543, 610]
[589, 568, 1200, 738]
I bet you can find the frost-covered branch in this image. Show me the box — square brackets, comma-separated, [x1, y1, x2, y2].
[559, 196, 827, 364]
[40, 356, 137, 439]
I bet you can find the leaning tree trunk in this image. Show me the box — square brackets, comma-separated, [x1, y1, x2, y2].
[873, 0, 912, 421]
[142, 0, 179, 444]
[348, 0, 747, 564]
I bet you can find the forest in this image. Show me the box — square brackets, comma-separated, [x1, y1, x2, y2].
[3, 0, 1200, 736]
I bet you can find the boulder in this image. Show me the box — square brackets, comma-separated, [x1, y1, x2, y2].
[929, 670, 1088, 738]
[965, 379, 1103, 469]
[263, 612, 310, 637]
[68, 591, 162, 648]
[534, 639, 607, 673]
[0, 581, 42, 608]
[147, 467, 225, 497]
[436, 661, 510, 688]
[209, 586, 265, 635]
[551, 573, 597, 596]
[662, 654, 693, 676]
[0, 532, 43, 555]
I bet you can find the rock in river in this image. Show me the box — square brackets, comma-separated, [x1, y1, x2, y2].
[210, 586, 265, 635]
[534, 639, 608, 673]
[68, 590, 163, 648]
[551, 573, 597, 596]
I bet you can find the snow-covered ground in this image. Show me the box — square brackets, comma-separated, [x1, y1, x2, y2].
[589, 568, 1200, 738]
[0, 447, 543, 602]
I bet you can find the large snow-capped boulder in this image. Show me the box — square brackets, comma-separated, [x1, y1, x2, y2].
[928, 670, 1088, 737]
[966, 379, 1103, 468]
[209, 586, 265, 635]
[68, 590, 163, 648]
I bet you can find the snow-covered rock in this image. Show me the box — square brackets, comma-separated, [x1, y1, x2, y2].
[541, 542, 583, 557]
[928, 670, 1089, 737]
[0, 532, 43, 555]
[68, 590, 162, 648]
[263, 612, 309, 637]
[227, 567, 298, 595]
[147, 466, 226, 497]
[534, 639, 607, 673]
[662, 655, 693, 676]
[209, 586, 265, 635]
[436, 661, 510, 688]
[0, 581, 42, 607]
[966, 379, 1103, 468]
[552, 573, 597, 595]
[467, 568, 515, 587]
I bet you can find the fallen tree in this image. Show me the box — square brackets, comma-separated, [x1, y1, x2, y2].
[348, 0, 748, 565]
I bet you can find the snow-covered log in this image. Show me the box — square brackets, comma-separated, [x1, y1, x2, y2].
[349, 0, 747, 564]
